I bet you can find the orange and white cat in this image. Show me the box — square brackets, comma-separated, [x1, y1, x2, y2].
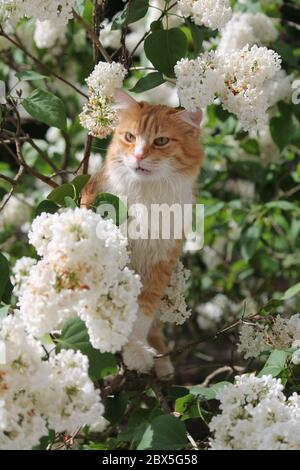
[81, 90, 203, 379]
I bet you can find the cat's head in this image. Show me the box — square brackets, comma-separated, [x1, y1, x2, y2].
[107, 90, 203, 182]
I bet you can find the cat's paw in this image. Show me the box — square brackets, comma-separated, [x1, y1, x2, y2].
[123, 340, 156, 373]
[154, 356, 174, 381]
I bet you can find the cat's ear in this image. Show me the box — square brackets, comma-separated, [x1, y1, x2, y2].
[177, 109, 203, 128]
[113, 89, 139, 110]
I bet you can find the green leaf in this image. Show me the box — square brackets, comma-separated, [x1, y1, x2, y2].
[265, 200, 299, 212]
[189, 381, 230, 400]
[1, 279, 13, 305]
[228, 160, 266, 183]
[144, 28, 188, 78]
[56, 318, 117, 380]
[130, 72, 165, 93]
[137, 415, 187, 450]
[0, 187, 7, 202]
[241, 224, 261, 261]
[240, 138, 260, 156]
[259, 299, 284, 316]
[281, 283, 300, 300]
[0, 252, 9, 302]
[22, 89, 67, 130]
[258, 350, 289, 378]
[150, 20, 163, 32]
[47, 183, 76, 206]
[175, 394, 201, 420]
[82, 0, 93, 22]
[112, 0, 149, 29]
[0, 304, 10, 319]
[270, 111, 294, 151]
[205, 201, 224, 217]
[104, 392, 128, 426]
[273, 42, 298, 67]
[15, 71, 48, 81]
[167, 386, 190, 401]
[187, 20, 205, 54]
[119, 409, 155, 444]
[93, 192, 127, 226]
[32, 430, 55, 450]
[71, 174, 91, 198]
[64, 196, 77, 208]
[34, 200, 60, 218]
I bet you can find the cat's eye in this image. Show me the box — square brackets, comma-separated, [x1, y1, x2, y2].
[154, 137, 170, 147]
[125, 132, 136, 143]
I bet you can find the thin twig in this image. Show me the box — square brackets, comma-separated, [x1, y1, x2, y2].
[79, 0, 109, 175]
[0, 166, 24, 211]
[158, 312, 262, 359]
[129, 1, 177, 59]
[0, 28, 87, 98]
[0, 174, 15, 185]
[72, 10, 112, 63]
[199, 366, 241, 387]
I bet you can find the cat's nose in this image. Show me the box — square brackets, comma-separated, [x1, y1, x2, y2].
[135, 152, 145, 162]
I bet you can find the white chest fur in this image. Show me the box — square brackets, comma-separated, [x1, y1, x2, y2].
[104, 168, 194, 278]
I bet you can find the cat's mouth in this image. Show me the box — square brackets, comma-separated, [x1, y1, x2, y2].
[135, 166, 151, 175]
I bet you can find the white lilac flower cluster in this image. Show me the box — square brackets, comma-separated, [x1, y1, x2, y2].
[217, 12, 278, 54]
[209, 374, 300, 450]
[34, 19, 66, 49]
[197, 294, 258, 331]
[0, 1, 76, 27]
[238, 314, 300, 362]
[178, 0, 232, 30]
[75, 151, 103, 174]
[79, 61, 127, 139]
[159, 261, 191, 325]
[175, 45, 282, 132]
[197, 294, 236, 330]
[11, 256, 37, 297]
[17, 208, 141, 353]
[0, 314, 104, 450]
[0, 196, 31, 233]
[175, 52, 224, 110]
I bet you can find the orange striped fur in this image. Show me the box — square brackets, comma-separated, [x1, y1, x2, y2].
[81, 91, 203, 378]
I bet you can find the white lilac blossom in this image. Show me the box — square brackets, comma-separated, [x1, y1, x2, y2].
[264, 69, 292, 108]
[209, 374, 300, 450]
[11, 257, 37, 297]
[291, 340, 300, 365]
[0, 314, 104, 450]
[219, 45, 282, 131]
[178, 0, 232, 31]
[175, 45, 282, 132]
[0, 314, 48, 450]
[75, 151, 103, 174]
[79, 61, 127, 139]
[196, 294, 242, 330]
[19, 208, 141, 353]
[0, 1, 76, 27]
[0, 195, 31, 232]
[238, 314, 300, 359]
[45, 126, 66, 156]
[159, 261, 191, 325]
[224, 178, 255, 201]
[217, 12, 278, 54]
[34, 19, 66, 49]
[175, 52, 223, 110]
[45, 349, 105, 434]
